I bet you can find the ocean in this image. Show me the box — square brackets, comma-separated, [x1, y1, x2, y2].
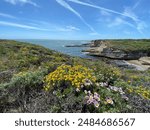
[17, 39, 91, 58]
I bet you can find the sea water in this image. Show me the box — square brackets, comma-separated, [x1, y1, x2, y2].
[17, 39, 91, 58]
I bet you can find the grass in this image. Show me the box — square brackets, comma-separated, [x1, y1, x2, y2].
[0, 40, 71, 75]
[0, 40, 150, 113]
[106, 39, 150, 52]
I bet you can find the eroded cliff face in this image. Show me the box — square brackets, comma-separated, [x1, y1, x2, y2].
[98, 48, 148, 60]
[84, 40, 149, 60]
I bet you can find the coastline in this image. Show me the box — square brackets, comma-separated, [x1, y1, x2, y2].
[74, 39, 150, 71]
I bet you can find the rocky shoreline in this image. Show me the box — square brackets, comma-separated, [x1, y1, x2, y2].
[108, 58, 150, 71]
[65, 43, 91, 47]
[82, 40, 149, 60]
[68, 40, 150, 71]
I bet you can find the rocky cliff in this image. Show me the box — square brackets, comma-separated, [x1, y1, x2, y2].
[83, 40, 150, 60]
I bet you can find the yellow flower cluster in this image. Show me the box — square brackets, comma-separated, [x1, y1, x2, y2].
[44, 64, 96, 91]
[127, 86, 150, 99]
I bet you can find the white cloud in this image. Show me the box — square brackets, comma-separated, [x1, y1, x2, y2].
[0, 18, 80, 32]
[55, 0, 96, 32]
[57, 25, 80, 32]
[100, 10, 111, 16]
[0, 21, 49, 31]
[108, 17, 123, 27]
[89, 32, 100, 36]
[123, 7, 147, 34]
[108, 17, 135, 28]
[4, 0, 39, 7]
[0, 12, 16, 19]
[66, 25, 80, 31]
[123, 7, 138, 21]
[124, 31, 131, 35]
[137, 21, 147, 33]
[133, 0, 141, 9]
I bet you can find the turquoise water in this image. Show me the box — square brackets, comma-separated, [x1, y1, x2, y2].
[17, 39, 91, 58]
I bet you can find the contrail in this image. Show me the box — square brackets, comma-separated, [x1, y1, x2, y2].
[0, 21, 49, 31]
[56, 0, 145, 35]
[67, 0, 145, 34]
[0, 12, 16, 19]
[55, 0, 96, 32]
[67, 0, 139, 22]
[4, 0, 39, 7]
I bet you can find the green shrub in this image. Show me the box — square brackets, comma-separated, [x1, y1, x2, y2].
[0, 69, 47, 112]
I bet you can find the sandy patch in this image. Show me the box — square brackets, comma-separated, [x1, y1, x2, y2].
[127, 57, 150, 71]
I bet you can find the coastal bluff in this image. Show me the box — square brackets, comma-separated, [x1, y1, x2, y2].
[82, 39, 150, 60]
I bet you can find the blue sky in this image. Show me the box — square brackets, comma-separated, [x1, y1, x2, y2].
[0, 0, 150, 40]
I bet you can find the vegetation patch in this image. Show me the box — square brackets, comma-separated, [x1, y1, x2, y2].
[0, 40, 150, 113]
[107, 39, 150, 52]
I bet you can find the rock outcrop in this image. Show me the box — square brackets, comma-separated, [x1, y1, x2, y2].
[83, 40, 150, 60]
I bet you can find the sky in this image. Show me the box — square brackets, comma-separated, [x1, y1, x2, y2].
[0, 0, 150, 40]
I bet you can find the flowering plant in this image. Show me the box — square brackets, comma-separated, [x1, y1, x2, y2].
[84, 91, 100, 108]
[44, 64, 96, 91]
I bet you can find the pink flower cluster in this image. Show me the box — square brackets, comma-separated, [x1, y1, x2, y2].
[84, 91, 100, 108]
